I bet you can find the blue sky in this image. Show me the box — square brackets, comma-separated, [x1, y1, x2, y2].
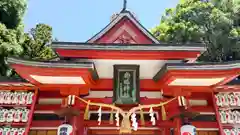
[24, 0, 179, 42]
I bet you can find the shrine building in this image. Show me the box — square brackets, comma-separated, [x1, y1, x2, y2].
[0, 4, 239, 135]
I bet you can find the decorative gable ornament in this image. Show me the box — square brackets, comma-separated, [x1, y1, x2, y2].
[57, 124, 73, 135]
[88, 11, 159, 44]
[114, 34, 136, 44]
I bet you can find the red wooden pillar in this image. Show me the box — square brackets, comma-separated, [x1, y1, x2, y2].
[174, 117, 181, 135]
[163, 128, 171, 135]
[69, 116, 77, 135]
[160, 95, 181, 135]
[68, 102, 85, 135]
[76, 112, 85, 135]
[68, 110, 85, 135]
[60, 87, 86, 135]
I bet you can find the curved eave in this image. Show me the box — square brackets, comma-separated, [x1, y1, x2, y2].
[0, 83, 35, 90]
[52, 42, 206, 52]
[7, 57, 98, 87]
[153, 61, 240, 87]
[7, 57, 94, 69]
[0, 76, 35, 90]
[52, 42, 206, 60]
[216, 85, 240, 92]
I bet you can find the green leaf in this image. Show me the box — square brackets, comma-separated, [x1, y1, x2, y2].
[152, 0, 240, 62]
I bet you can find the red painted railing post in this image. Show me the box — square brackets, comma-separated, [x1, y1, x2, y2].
[25, 88, 38, 135]
[211, 92, 224, 135]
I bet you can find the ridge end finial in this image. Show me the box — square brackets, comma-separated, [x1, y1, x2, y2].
[122, 0, 127, 11]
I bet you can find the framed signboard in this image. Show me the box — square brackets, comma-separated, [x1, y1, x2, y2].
[113, 65, 140, 104]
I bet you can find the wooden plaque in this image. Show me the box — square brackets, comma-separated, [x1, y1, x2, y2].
[113, 65, 140, 104]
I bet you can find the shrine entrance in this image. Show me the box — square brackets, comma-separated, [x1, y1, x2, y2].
[86, 128, 162, 135]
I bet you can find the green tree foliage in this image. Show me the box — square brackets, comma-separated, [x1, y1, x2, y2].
[0, 0, 27, 76]
[21, 23, 56, 60]
[0, 24, 23, 76]
[0, 0, 55, 76]
[152, 0, 240, 62]
[0, 0, 27, 29]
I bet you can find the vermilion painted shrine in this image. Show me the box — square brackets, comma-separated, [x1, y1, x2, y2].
[0, 6, 238, 135]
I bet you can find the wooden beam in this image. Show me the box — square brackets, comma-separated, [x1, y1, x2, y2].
[192, 122, 218, 128]
[55, 49, 201, 60]
[30, 121, 218, 129]
[90, 79, 161, 90]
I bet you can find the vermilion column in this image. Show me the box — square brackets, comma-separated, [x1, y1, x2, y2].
[163, 128, 171, 135]
[76, 112, 85, 135]
[174, 117, 181, 135]
[60, 87, 86, 135]
[68, 111, 85, 135]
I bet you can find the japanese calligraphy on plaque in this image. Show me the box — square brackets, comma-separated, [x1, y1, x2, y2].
[113, 65, 140, 104]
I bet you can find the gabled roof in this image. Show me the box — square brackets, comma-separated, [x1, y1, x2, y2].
[7, 57, 99, 86]
[87, 10, 160, 44]
[153, 61, 240, 83]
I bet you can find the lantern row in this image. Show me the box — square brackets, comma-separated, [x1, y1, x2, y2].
[214, 92, 240, 135]
[219, 110, 240, 124]
[215, 92, 240, 107]
[223, 128, 240, 135]
[0, 127, 25, 135]
[0, 91, 34, 105]
[0, 108, 29, 123]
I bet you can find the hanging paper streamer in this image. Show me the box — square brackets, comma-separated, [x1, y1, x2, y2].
[74, 95, 177, 134]
[109, 108, 114, 124]
[149, 107, 156, 125]
[131, 112, 138, 131]
[84, 100, 90, 120]
[161, 105, 166, 121]
[97, 106, 102, 125]
[150, 116, 156, 126]
[139, 105, 145, 126]
[109, 103, 115, 124]
[115, 111, 120, 127]
[149, 107, 153, 114]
